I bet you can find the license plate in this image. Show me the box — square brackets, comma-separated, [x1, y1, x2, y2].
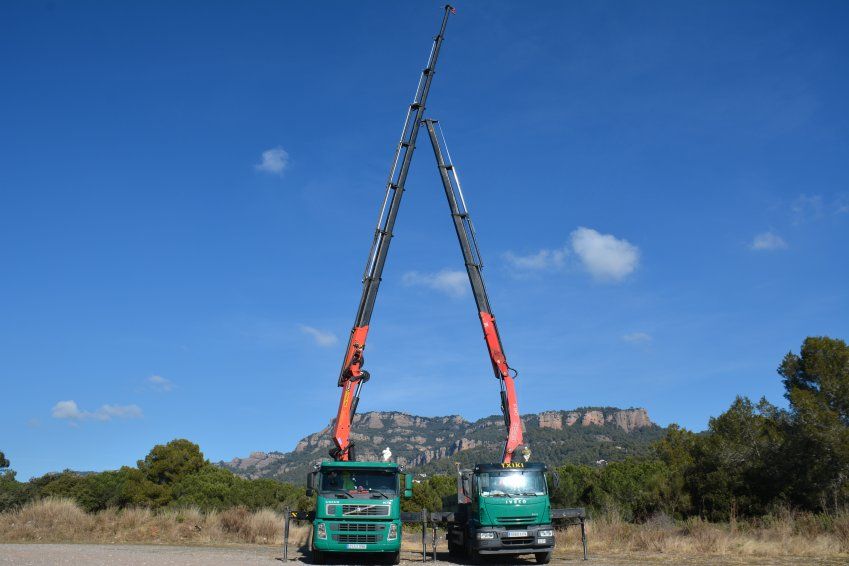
[505, 531, 528, 537]
[537, 538, 547, 544]
[346, 543, 367, 549]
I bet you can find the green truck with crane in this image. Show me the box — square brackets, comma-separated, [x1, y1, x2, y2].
[305, 461, 411, 564]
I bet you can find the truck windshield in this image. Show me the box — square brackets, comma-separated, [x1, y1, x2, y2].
[320, 469, 398, 496]
[477, 471, 547, 497]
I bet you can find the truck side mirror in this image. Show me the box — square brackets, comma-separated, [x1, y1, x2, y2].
[306, 471, 317, 497]
[550, 470, 560, 489]
[404, 474, 413, 498]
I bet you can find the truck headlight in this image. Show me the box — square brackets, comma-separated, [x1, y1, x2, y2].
[387, 523, 398, 541]
[539, 530, 553, 537]
[316, 522, 327, 540]
[476, 532, 495, 540]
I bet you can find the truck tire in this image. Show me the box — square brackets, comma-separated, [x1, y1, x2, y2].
[465, 541, 482, 564]
[311, 549, 324, 564]
[447, 539, 463, 558]
[534, 551, 552, 564]
[388, 550, 401, 565]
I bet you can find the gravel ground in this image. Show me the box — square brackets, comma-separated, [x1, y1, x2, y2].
[0, 544, 843, 565]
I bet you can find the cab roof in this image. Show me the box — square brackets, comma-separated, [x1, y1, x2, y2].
[474, 462, 547, 473]
[319, 460, 401, 470]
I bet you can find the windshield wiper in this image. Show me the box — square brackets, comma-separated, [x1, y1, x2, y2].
[334, 492, 352, 499]
[367, 488, 390, 499]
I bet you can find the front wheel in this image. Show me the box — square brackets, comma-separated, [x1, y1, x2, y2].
[387, 550, 401, 565]
[534, 551, 552, 564]
[311, 549, 324, 564]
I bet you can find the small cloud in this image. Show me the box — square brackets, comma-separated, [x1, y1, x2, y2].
[51, 400, 143, 422]
[98, 404, 143, 419]
[749, 231, 788, 251]
[503, 247, 567, 271]
[300, 325, 339, 347]
[52, 400, 83, 420]
[570, 227, 640, 282]
[255, 146, 289, 176]
[27, 418, 42, 429]
[147, 375, 174, 392]
[622, 332, 652, 344]
[834, 194, 849, 215]
[402, 269, 468, 298]
[791, 194, 824, 224]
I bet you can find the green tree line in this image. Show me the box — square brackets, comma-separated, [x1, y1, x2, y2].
[0, 439, 313, 513]
[549, 336, 849, 521]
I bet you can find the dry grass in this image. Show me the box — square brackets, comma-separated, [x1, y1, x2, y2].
[2, 498, 848, 561]
[554, 509, 849, 560]
[0, 498, 310, 546]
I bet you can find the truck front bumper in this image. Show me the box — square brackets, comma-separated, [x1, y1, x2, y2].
[472, 524, 555, 555]
[312, 519, 401, 553]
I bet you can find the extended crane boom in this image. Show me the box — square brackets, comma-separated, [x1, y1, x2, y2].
[423, 119, 524, 463]
[330, 5, 455, 461]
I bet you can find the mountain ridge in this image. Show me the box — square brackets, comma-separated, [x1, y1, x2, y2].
[219, 407, 664, 483]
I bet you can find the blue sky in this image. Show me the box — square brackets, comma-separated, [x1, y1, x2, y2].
[2, 0, 847, 480]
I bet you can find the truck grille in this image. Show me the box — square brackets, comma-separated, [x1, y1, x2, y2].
[334, 523, 379, 532]
[498, 515, 536, 524]
[502, 536, 535, 546]
[334, 534, 380, 543]
[342, 504, 390, 516]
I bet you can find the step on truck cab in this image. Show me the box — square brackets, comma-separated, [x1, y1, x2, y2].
[307, 461, 412, 565]
[444, 462, 558, 564]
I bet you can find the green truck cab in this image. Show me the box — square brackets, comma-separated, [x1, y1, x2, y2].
[306, 461, 412, 564]
[444, 462, 558, 564]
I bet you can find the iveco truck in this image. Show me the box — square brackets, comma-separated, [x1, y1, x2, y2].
[442, 462, 567, 564]
[306, 461, 412, 564]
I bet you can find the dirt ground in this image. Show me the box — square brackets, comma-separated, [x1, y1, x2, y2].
[2, 544, 846, 566]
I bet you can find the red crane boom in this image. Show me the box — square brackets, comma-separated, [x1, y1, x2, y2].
[423, 119, 523, 463]
[330, 5, 454, 461]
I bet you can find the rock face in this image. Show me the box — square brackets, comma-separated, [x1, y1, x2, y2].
[220, 407, 660, 483]
[538, 411, 563, 430]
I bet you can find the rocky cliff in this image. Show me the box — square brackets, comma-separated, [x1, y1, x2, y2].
[220, 407, 662, 483]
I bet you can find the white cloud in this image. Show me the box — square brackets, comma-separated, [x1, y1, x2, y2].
[255, 147, 289, 176]
[791, 194, 824, 224]
[147, 375, 174, 392]
[749, 231, 788, 251]
[503, 247, 567, 271]
[622, 332, 652, 344]
[51, 400, 143, 422]
[51, 400, 82, 420]
[98, 404, 143, 419]
[300, 325, 339, 347]
[402, 269, 468, 298]
[570, 227, 640, 282]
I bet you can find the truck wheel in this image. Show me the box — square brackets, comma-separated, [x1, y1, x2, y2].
[448, 539, 462, 558]
[311, 549, 324, 564]
[388, 550, 401, 565]
[534, 551, 552, 564]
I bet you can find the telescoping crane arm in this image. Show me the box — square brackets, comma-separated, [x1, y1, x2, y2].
[423, 119, 524, 463]
[330, 6, 455, 461]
